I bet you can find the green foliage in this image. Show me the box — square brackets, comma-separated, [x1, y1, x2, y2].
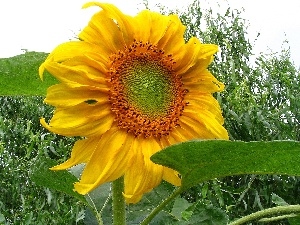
[169, 0, 300, 223]
[178, 1, 299, 142]
[0, 95, 230, 224]
[170, 198, 229, 225]
[152, 140, 300, 189]
[127, 181, 176, 224]
[152, 140, 300, 223]
[31, 158, 87, 204]
[0, 51, 57, 96]
[0, 96, 85, 224]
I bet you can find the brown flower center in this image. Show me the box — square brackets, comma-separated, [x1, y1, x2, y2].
[108, 40, 187, 138]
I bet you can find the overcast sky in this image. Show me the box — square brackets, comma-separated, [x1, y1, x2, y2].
[0, 0, 299, 67]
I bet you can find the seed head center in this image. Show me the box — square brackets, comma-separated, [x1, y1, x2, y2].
[108, 41, 187, 138]
[123, 61, 174, 118]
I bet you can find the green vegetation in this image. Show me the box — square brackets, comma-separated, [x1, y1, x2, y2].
[176, 1, 300, 223]
[0, 0, 299, 224]
[0, 51, 57, 96]
[0, 96, 85, 224]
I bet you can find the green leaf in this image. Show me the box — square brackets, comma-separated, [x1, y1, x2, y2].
[171, 198, 193, 221]
[186, 202, 228, 224]
[127, 181, 176, 224]
[151, 140, 300, 190]
[30, 158, 87, 204]
[0, 213, 5, 223]
[84, 182, 111, 225]
[148, 211, 178, 225]
[288, 215, 300, 225]
[272, 193, 289, 206]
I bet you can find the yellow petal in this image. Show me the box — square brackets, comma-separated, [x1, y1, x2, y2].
[174, 38, 218, 74]
[124, 138, 163, 203]
[157, 14, 186, 55]
[183, 69, 225, 93]
[40, 103, 114, 137]
[79, 10, 125, 53]
[40, 41, 107, 75]
[186, 79, 225, 93]
[45, 84, 109, 107]
[186, 94, 225, 124]
[133, 10, 151, 42]
[163, 167, 181, 186]
[181, 109, 229, 139]
[74, 129, 134, 194]
[50, 138, 98, 170]
[82, 2, 134, 45]
[42, 61, 109, 90]
[178, 114, 219, 139]
[133, 10, 171, 44]
[159, 135, 172, 149]
[169, 126, 196, 143]
[182, 57, 213, 79]
[62, 57, 108, 83]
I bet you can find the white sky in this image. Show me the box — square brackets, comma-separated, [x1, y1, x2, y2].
[0, 0, 299, 67]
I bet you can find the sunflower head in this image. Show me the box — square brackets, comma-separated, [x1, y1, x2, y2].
[39, 2, 228, 203]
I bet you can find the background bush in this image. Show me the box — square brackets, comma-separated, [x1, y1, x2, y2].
[0, 96, 85, 224]
[177, 1, 300, 223]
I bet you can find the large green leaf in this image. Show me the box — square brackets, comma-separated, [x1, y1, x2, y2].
[151, 140, 300, 189]
[289, 215, 300, 225]
[30, 158, 87, 204]
[0, 51, 57, 96]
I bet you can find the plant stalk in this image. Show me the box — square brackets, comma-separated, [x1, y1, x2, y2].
[140, 187, 184, 225]
[229, 205, 300, 225]
[112, 176, 126, 225]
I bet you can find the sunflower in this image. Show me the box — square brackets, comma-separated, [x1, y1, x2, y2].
[39, 2, 228, 203]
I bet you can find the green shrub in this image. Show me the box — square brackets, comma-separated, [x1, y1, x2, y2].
[0, 96, 84, 224]
[176, 1, 300, 223]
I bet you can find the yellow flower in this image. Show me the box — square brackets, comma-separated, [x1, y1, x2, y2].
[39, 2, 228, 203]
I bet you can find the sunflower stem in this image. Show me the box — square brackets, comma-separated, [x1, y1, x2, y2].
[112, 176, 126, 225]
[140, 187, 184, 225]
[228, 205, 300, 225]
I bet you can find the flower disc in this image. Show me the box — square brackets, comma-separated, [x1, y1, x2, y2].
[122, 61, 173, 118]
[109, 41, 187, 138]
